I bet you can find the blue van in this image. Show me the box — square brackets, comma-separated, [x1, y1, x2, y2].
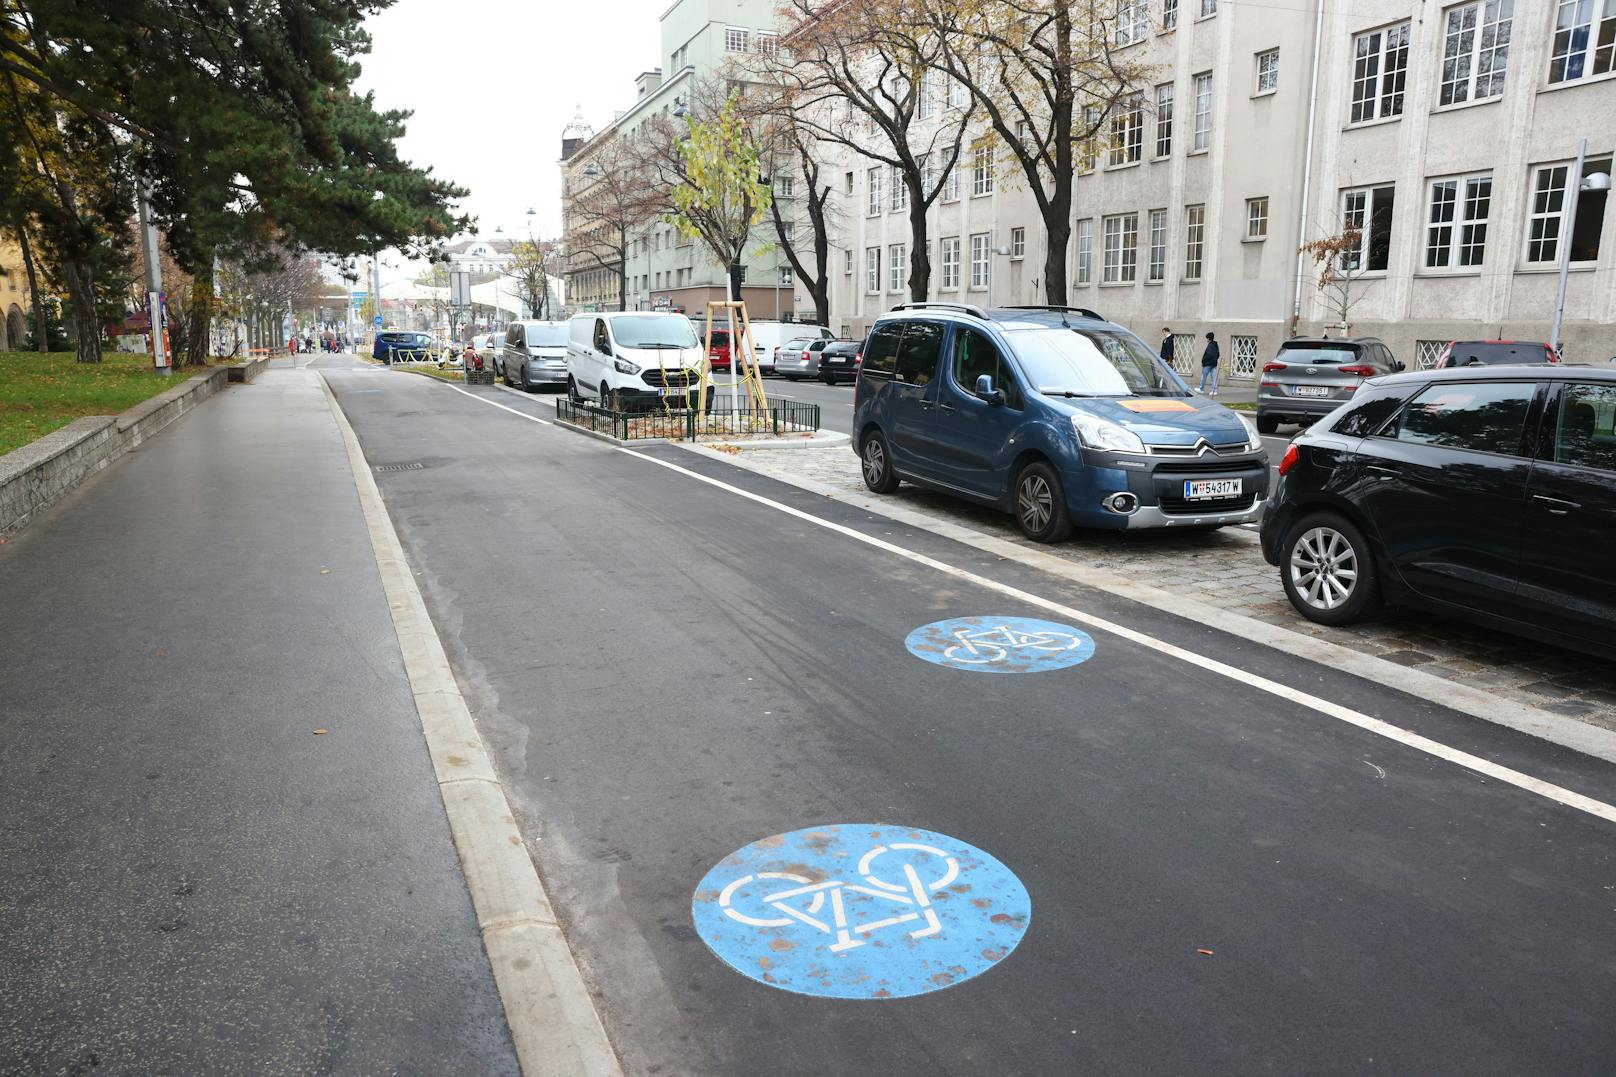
[851, 304, 1269, 542]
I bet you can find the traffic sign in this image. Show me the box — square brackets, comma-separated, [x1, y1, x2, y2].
[373, 315, 383, 326]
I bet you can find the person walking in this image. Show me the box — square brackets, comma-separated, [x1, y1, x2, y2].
[1199, 331, 1220, 395]
[1160, 328, 1175, 367]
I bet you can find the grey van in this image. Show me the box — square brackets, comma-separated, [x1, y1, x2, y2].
[499, 321, 569, 392]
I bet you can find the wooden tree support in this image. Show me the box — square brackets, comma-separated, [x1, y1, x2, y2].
[701, 300, 768, 414]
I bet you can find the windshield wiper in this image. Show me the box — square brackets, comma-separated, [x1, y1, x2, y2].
[1040, 388, 1106, 398]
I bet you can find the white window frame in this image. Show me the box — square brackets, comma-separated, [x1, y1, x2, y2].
[755, 31, 778, 58]
[889, 243, 907, 293]
[844, 249, 854, 275]
[1162, 0, 1179, 31]
[1350, 22, 1411, 124]
[775, 175, 795, 197]
[1117, 0, 1150, 46]
[1192, 73, 1213, 151]
[942, 162, 960, 202]
[1425, 173, 1493, 269]
[1246, 196, 1269, 239]
[1439, 0, 1513, 106]
[947, 77, 966, 109]
[866, 247, 881, 293]
[1154, 83, 1174, 158]
[724, 26, 749, 53]
[1340, 184, 1397, 273]
[972, 142, 994, 196]
[1147, 209, 1167, 281]
[1184, 204, 1206, 280]
[1199, 0, 1217, 17]
[1549, 0, 1616, 84]
[1010, 227, 1026, 259]
[1076, 219, 1094, 285]
[1102, 213, 1139, 284]
[890, 165, 909, 212]
[969, 233, 991, 289]
[867, 167, 883, 217]
[1108, 99, 1144, 166]
[941, 237, 961, 289]
[1255, 49, 1280, 95]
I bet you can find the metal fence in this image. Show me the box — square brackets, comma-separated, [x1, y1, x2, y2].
[554, 396, 821, 442]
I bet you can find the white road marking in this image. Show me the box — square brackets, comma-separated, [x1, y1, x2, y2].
[422, 372, 1616, 826]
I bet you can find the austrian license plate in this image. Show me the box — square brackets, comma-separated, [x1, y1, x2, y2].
[1294, 385, 1330, 397]
[828, 358, 847, 364]
[1184, 478, 1242, 500]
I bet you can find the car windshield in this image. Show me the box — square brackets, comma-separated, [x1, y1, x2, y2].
[1276, 345, 1359, 364]
[611, 315, 699, 349]
[529, 325, 568, 347]
[1011, 328, 1186, 396]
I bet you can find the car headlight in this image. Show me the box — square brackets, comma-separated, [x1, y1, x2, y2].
[613, 358, 641, 375]
[1070, 412, 1145, 454]
[1237, 413, 1263, 452]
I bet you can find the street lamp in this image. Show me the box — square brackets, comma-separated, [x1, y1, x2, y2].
[1550, 137, 1612, 357]
[986, 244, 1011, 308]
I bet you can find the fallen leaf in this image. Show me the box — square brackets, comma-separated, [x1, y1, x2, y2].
[1196, 948, 1215, 956]
[313, 728, 329, 735]
[319, 568, 331, 575]
[153, 649, 167, 657]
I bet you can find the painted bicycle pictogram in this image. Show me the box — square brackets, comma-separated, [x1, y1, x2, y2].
[718, 841, 959, 952]
[905, 616, 1097, 674]
[942, 623, 1085, 665]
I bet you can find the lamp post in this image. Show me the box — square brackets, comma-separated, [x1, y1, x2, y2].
[986, 244, 1011, 309]
[1550, 138, 1612, 358]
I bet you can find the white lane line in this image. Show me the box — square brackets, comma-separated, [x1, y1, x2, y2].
[440, 381, 553, 424]
[614, 445, 1616, 827]
[433, 378, 1616, 824]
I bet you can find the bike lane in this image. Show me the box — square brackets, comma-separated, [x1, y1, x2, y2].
[325, 369, 1616, 1076]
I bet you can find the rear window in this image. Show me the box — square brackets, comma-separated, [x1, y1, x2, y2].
[862, 324, 903, 379]
[1275, 344, 1361, 365]
[707, 330, 730, 346]
[1445, 342, 1553, 366]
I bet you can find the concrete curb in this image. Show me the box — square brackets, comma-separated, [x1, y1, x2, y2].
[674, 441, 1616, 767]
[319, 374, 623, 1077]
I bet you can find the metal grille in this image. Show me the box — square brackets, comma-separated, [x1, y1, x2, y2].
[554, 398, 821, 442]
[1414, 339, 1448, 369]
[1229, 335, 1260, 380]
[1171, 334, 1197, 375]
[374, 462, 424, 473]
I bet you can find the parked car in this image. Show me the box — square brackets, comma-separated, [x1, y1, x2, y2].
[703, 328, 734, 373]
[566, 311, 708, 410]
[818, 340, 861, 384]
[500, 320, 570, 391]
[775, 337, 836, 380]
[750, 322, 832, 376]
[373, 330, 434, 364]
[852, 303, 1268, 542]
[1434, 339, 1560, 368]
[1261, 365, 1616, 656]
[1255, 337, 1403, 434]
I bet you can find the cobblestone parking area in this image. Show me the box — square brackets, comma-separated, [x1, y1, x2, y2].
[723, 444, 1616, 734]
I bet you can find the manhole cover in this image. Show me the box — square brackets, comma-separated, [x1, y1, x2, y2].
[374, 462, 424, 473]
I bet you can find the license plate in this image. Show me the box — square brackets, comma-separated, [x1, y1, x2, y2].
[828, 358, 847, 365]
[1184, 478, 1242, 500]
[1294, 385, 1330, 397]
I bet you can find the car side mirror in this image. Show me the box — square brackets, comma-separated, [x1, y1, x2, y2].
[1391, 360, 1405, 372]
[974, 373, 1005, 406]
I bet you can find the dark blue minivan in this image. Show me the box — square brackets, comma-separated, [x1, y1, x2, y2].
[851, 304, 1269, 542]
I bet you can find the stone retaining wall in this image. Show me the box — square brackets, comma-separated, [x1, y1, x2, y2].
[0, 366, 230, 537]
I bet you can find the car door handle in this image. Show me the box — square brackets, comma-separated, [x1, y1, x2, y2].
[937, 401, 956, 412]
[918, 400, 935, 410]
[1533, 494, 1581, 513]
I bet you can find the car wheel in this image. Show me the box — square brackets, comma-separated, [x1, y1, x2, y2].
[520, 365, 533, 392]
[601, 382, 620, 412]
[566, 376, 582, 403]
[860, 430, 900, 494]
[1256, 413, 1280, 435]
[1014, 462, 1073, 543]
[1281, 513, 1379, 625]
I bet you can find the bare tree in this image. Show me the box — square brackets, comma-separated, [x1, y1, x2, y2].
[506, 238, 564, 320]
[564, 135, 659, 312]
[1299, 224, 1368, 336]
[922, 0, 1145, 304]
[774, 0, 977, 301]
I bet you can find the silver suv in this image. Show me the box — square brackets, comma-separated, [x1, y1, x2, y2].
[1255, 337, 1402, 434]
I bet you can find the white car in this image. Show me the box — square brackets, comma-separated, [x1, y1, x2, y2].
[566, 312, 708, 410]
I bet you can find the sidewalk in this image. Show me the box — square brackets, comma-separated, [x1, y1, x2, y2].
[0, 368, 519, 1073]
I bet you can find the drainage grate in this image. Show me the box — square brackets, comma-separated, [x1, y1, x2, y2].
[374, 462, 424, 473]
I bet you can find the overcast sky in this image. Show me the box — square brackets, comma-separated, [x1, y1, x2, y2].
[356, 0, 665, 245]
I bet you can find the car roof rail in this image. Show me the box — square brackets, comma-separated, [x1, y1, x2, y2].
[890, 301, 990, 320]
[1001, 305, 1105, 320]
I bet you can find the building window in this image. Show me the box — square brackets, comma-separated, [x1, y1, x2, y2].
[725, 27, 749, 53]
[891, 165, 909, 212]
[1117, 0, 1150, 45]
[845, 249, 854, 274]
[917, 71, 936, 120]
[1078, 107, 1102, 174]
[1440, 1, 1513, 105]
[1147, 209, 1167, 281]
[1526, 158, 1612, 263]
[941, 237, 961, 289]
[1341, 185, 1397, 272]
[1351, 23, 1410, 123]
[866, 247, 881, 293]
[1247, 196, 1269, 239]
[1414, 339, 1448, 369]
[972, 141, 994, 195]
[1162, 0, 1179, 31]
[1192, 72, 1213, 151]
[845, 171, 854, 194]
[1154, 83, 1174, 157]
[1102, 213, 1139, 283]
[969, 233, 992, 289]
[775, 175, 795, 197]
[1200, 0, 1217, 15]
[1549, 0, 1616, 83]
[867, 167, 883, 216]
[1184, 204, 1206, 280]
[1108, 98, 1144, 166]
[755, 31, 778, 57]
[1011, 227, 1026, 258]
[942, 163, 960, 201]
[889, 243, 907, 292]
[1425, 174, 1492, 268]
[1230, 335, 1260, 379]
[1256, 49, 1280, 94]
[1076, 219, 1094, 284]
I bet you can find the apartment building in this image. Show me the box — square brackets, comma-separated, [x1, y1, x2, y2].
[560, 0, 800, 318]
[825, 0, 1615, 380]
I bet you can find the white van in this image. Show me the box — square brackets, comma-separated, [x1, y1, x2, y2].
[566, 312, 708, 409]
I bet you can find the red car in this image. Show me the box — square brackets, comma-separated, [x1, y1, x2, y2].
[705, 328, 733, 373]
[1434, 339, 1559, 368]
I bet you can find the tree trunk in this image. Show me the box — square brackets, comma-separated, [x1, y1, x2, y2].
[16, 221, 48, 352]
[1045, 11, 1075, 304]
[1044, 214, 1072, 306]
[62, 259, 100, 363]
[729, 262, 745, 304]
[186, 275, 212, 366]
[811, 227, 831, 327]
[906, 177, 931, 301]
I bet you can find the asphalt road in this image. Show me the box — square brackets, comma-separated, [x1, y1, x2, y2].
[321, 356, 1616, 1076]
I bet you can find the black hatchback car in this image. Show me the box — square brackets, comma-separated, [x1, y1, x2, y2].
[1261, 366, 1616, 655]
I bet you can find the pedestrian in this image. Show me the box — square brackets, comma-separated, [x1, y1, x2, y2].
[1199, 331, 1220, 395]
[1160, 327, 1175, 366]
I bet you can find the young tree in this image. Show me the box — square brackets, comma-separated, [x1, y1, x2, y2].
[507, 238, 564, 320]
[1299, 225, 1368, 336]
[775, 0, 977, 301]
[922, 0, 1145, 304]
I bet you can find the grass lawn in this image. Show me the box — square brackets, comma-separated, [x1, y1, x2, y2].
[0, 351, 208, 457]
[1226, 401, 1257, 412]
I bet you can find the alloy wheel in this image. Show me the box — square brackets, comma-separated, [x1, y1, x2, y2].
[1289, 526, 1359, 611]
[862, 440, 886, 486]
[1018, 474, 1053, 534]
